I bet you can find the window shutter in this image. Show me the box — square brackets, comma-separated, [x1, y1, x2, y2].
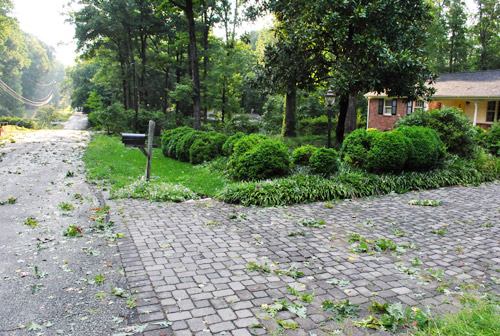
[497, 100, 500, 122]
[378, 99, 383, 114]
[406, 101, 413, 115]
[392, 99, 397, 115]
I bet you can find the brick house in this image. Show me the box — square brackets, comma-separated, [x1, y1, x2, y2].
[366, 70, 500, 131]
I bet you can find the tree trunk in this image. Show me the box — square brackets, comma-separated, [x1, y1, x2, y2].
[335, 94, 350, 145]
[140, 33, 148, 107]
[185, 0, 202, 130]
[202, 10, 210, 123]
[282, 89, 296, 137]
[449, 29, 455, 73]
[344, 93, 358, 135]
[163, 68, 169, 114]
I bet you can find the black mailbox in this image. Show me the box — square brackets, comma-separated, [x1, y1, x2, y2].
[122, 133, 146, 147]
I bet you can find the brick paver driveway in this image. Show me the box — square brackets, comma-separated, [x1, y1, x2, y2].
[109, 183, 500, 335]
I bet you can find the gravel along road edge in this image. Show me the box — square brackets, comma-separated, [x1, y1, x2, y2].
[0, 126, 154, 336]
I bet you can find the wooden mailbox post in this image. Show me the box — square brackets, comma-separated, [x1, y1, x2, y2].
[121, 120, 156, 181]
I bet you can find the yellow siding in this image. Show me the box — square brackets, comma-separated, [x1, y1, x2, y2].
[432, 99, 498, 125]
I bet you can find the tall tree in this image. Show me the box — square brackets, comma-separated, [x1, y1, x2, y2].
[257, 0, 435, 143]
[474, 0, 500, 70]
[158, 0, 203, 130]
[258, 30, 328, 137]
[0, 0, 29, 116]
[446, 0, 470, 72]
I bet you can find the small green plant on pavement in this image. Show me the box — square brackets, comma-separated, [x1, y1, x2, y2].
[58, 202, 75, 211]
[24, 217, 38, 226]
[297, 218, 325, 228]
[0, 197, 16, 205]
[353, 301, 430, 332]
[322, 299, 361, 322]
[63, 225, 83, 237]
[408, 199, 442, 207]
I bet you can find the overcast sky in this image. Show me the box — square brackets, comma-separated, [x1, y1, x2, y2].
[11, 0, 479, 67]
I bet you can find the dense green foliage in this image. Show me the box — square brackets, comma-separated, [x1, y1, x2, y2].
[0, 116, 36, 129]
[309, 148, 339, 176]
[297, 115, 331, 136]
[340, 129, 378, 167]
[230, 134, 267, 160]
[161, 126, 193, 158]
[218, 155, 500, 206]
[231, 139, 290, 181]
[394, 126, 445, 170]
[189, 132, 227, 164]
[480, 122, 500, 155]
[0, 0, 66, 117]
[396, 107, 477, 158]
[291, 145, 317, 166]
[222, 132, 246, 156]
[366, 132, 411, 173]
[176, 131, 204, 162]
[341, 127, 446, 173]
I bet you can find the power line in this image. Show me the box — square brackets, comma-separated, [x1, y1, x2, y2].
[0, 78, 53, 107]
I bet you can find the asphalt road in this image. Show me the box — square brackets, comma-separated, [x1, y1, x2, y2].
[64, 112, 89, 131]
[0, 116, 139, 335]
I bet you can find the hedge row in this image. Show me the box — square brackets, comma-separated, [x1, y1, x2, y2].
[340, 126, 445, 173]
[0, 117, 36, 129]
[161, 127, 228, 164]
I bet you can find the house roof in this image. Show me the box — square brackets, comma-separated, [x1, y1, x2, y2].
[432, 70, 500, 98]
[366, 69, 500, 99]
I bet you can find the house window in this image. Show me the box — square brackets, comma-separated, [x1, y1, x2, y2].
[384, 99, 396, 116]
[414, 100, 424, 112]
[406, 101, 413, 115]
[487, 101, 496, 122]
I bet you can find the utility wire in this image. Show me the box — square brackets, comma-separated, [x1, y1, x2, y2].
[0, 78, 53, 107]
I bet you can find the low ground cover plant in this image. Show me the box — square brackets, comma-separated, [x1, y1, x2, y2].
[113, 176, 198, 202]
[217, 156, 500, 206]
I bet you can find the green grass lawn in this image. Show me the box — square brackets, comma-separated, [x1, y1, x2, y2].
[83, 134, 227, 197]
[413, 298, 500, 336]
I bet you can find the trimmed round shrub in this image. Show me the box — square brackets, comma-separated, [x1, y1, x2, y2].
[222, 132, 246, 156]
[208, 132, 228, 155]
[161, 126, 192, 158]
[396, 107, 476, 158]
[231, 139, 290, 181]
[481, 122, 500, 155]
[190, 133, 217, 164]
[394, 126, 445, 170]
[175, 130, 204, 162]
[231, 134, 267, 160]
[366, 131, 411, 173]
[340, 128, 380, 167]
[292, 145, 318, 166]
[309, 148, 339, 176]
